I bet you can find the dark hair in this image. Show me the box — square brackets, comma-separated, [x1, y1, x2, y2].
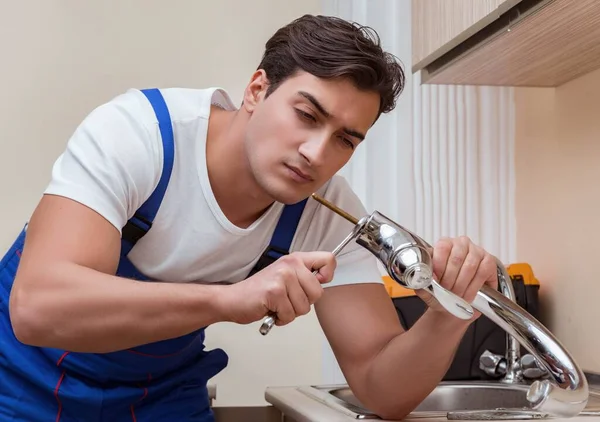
[257, 14, 405, 119]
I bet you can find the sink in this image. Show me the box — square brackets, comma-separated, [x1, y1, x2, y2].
[297, 381, 600, 419]
[332, 382, 533, 412]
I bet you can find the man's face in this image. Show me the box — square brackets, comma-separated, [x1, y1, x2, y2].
[242, 70, 380, 204]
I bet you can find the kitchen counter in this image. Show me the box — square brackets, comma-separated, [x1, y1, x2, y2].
[265, 384, 600, 422]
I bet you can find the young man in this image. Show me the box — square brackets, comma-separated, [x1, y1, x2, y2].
[0, 14, 498, 422]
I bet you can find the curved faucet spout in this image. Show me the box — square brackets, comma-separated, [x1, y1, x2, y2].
[473, 281, 589, 417]
[352, 210, 589, 418]
[297, 197, 590, 418]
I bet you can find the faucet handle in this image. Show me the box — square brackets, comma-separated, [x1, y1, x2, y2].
[521, 354, 547, 379]
[479, 350, 507, 377]
[426, 279, 474, 320]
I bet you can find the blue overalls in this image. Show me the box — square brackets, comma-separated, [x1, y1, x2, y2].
[0, 88, 307, 421]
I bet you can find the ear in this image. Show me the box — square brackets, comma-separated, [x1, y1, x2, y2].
[242, 70, 269, 113]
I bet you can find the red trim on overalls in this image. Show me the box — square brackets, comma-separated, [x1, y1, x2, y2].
[54, 371, 66, 422]
[130, 373, 152, 422]
[55, 352, 69, 422]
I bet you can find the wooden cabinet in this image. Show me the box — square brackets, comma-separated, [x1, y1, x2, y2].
[412, 0, 600, 87]
[412, 0, 509, 68]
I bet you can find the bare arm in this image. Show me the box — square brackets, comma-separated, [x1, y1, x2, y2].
[9, 194, 231, 353]
[10, 194, 337, 354]
[315, 283, 469, 420]
[316, 236, 498, 420]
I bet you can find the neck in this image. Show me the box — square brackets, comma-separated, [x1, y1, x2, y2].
[206, 106, 275, 228]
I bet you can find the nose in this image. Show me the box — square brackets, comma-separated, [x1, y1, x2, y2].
[298, 134, 328, 167]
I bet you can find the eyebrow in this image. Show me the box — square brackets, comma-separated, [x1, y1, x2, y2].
[297, 91, 366, 141]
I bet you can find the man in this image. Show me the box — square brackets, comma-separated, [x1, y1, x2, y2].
[0, 14, 497, 421]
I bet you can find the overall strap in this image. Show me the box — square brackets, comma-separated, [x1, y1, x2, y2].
[121, 88, 175, 256]
[248, 199, 308, 277]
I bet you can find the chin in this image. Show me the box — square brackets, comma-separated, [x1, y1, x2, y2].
[268, 187, 310, 205]
[259, 177, 311, 205]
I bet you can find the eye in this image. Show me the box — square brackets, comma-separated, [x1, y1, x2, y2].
[295, 108, 317, 123]
[339, 136, 355, 150]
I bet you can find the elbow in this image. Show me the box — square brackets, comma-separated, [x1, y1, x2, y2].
[351, 380, 420, 421]
[9, 284, 50, 347]
[375, 407, 412, 421]
[365, 400, 413, 421]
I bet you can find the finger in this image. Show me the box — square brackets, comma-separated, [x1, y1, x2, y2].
[296, 265, 325, 305]
[463, 253, 497, 303]
[452, 245, 484, 298]
[431, 238, 452, 281]
[414, 288, 436, 308]
[285, 266, 313, 316]
[267, 266, 296, 326]
[293, 251, 337, 284]
[436, 237, 469, 291]
[274, 296, 296, 326]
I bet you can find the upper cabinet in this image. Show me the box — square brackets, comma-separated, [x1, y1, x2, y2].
[412, 0, 600, 87]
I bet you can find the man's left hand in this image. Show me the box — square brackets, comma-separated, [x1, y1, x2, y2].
[415, 236, 498, 320]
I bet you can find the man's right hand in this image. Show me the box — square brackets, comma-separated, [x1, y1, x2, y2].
[221, 252, 337, 326]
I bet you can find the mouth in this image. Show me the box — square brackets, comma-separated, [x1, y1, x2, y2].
[284, 164, 314, 184]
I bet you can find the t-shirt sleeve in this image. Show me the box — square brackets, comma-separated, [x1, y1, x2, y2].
[302, 176, 384, 288]
[43, 89, 163, 233]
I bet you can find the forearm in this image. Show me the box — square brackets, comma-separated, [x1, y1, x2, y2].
[362, 309, 471, 420]
[10, 261, 229, 353]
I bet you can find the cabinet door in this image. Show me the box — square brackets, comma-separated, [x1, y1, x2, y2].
[412, 0, 510, 67]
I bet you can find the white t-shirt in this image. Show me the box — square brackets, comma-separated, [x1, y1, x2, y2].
[44, 87, 383, 288]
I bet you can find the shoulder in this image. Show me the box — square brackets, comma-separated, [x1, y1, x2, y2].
[155, 87, 238, 122]
[96, 86, 237, 126]
[42, 86, 233, 233]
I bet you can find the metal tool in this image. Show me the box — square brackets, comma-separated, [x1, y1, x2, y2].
[311, 194, 474, 319]
[259, 217, 363, 335]
[260, 194, 473, 334]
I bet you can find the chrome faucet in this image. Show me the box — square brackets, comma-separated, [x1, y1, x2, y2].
[258, 196, 589, 418]
[479, 265, 525, 384]
[267, 195, 589, 417]
[354, 209, 589, 418]
[479, 265, 549, 384]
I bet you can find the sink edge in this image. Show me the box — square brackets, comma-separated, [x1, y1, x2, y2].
[289, 380, 600, 420]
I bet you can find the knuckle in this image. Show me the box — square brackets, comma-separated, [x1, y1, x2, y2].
[474, 246, 487, 260]
[435, 237, 453, 252]
[275, 265, 294, 281]
[459, 235, 472, 246]
[463, 256, 480, 270]
[266, 282, 286, 299]
[280, 254, 299, 266]
[450, 254, 465, 266]
[481, 255, 497, 273]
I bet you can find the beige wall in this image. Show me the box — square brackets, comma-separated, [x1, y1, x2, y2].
[0, 0, 322, 407]
[515, 69, 600, 372]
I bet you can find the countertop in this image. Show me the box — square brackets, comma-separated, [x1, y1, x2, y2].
[265, 385, 600, 422]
